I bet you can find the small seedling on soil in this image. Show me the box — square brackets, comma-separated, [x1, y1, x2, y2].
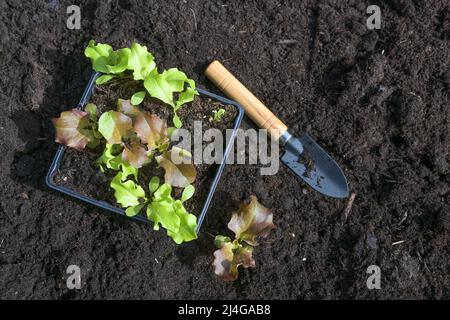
[210, 108, 226, 123]
[213, 196, 275, 281]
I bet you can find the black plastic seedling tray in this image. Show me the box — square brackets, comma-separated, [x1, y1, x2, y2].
[46, 72, 244, 234]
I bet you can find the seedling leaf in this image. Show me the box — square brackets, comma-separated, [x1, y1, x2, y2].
[149, 176, 160, 193]
[126, 43, 156, 80]
[52, 109, 96, 151]
[85, 103, 98, 121]
[212, 108, 226, 123]
[181, 185, 195, 203]
[144, 69, 175, 106]
[122, 141, 149, 169]
[84, 41, 128, 74]
[131, 91, 146, 106]
[215, 235, 232, 248]
[147, 198, 181, 233]
[172, 113, 182, 129]
[155, 147, 197, 188]
[117, 99, 140, 118]
[167, 201, 197, 244]
[110, 172, 146, 208]
[98, 111, 133, 144]
[125, 204, 145, 217]
[120, 162, 138, 180]
[134, 112, 169, 151]
[96, 74, 116, 85]
[175, 87, 196, 109]
[228, 196, 276, 245]
[95, 144, 122, 172]
[84, 40, 114, 73]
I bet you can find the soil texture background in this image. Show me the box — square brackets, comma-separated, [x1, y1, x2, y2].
[0, 0, 449, 299]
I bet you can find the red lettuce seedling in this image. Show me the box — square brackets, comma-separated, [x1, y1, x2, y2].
[213, 196, 275, 281]
[97, 109, 149, 169]
[213, 236, 255, 282]
[134, 111, 169, 151]
[228, 195, 276, 246]
[52, 105, 99, 151]
[155, 147, 197, 188]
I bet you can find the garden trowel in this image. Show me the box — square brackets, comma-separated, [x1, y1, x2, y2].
[205, 61, 349, 198]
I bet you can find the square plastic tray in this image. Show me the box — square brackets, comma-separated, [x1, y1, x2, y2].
[46, 72, 244, 234]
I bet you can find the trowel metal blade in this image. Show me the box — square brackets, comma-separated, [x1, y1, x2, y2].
[281, 134, 349, 198]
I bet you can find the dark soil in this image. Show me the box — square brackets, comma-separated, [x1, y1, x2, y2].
[1, 0, 449, 299]
[53, 80, 238, 219]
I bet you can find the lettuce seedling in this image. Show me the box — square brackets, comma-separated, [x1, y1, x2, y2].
[213, 196, 275, 281]
[155, 147, 197, 188]
[228, 195, 276, 246]
[211, 108, 226, 123]
[52, 105, 100, 151]
[134, 111, 169, 152]
[143, 68, 198, 127]
[84, 40, 199, 128]
[84, 41, 129, 84]
[95, 142, 138, 182]
[97, 110, 150, 169]
[213, 238, 255, 282]
[110, 171, 147, 208]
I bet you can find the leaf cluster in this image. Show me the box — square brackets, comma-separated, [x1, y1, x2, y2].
[85, 40, 198, 128]
[212, 196, 276, 281]
[52, 99, 198, 244]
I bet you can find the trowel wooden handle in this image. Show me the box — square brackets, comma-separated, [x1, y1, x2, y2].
[205, 60, 288, 140]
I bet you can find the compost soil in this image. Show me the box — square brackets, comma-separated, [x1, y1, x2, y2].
[1, 0, 449, 299]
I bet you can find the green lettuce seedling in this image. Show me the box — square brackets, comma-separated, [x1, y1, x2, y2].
[213, 196, 275, 281]
[147, 183, 197, 244]
[114, 175, 197, 244]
